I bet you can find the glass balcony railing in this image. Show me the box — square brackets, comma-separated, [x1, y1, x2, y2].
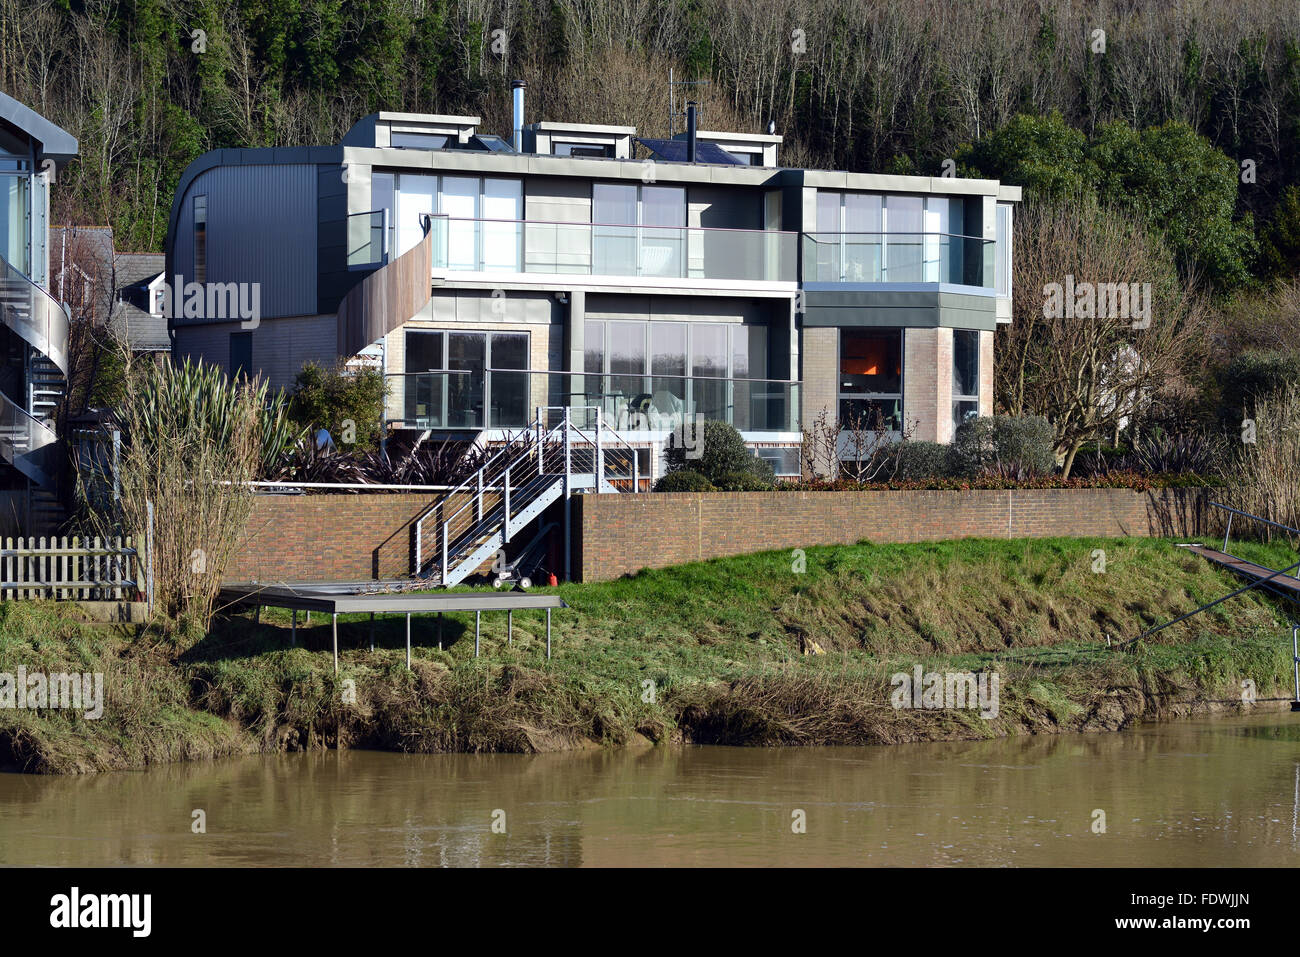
[387, 369, 800, 433]
[801, 232, 993, 287]
[346, 209, 388, 268]
[355, 213, 797, 282]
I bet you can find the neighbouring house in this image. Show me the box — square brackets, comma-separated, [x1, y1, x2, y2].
[0, 93, 77, 530]
[111, 251, 168, 355]
[162, 94, 1019, 482]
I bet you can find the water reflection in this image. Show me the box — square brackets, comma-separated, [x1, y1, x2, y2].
[3, 713, 1300, 867]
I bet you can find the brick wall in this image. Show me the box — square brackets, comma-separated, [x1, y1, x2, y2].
[224, 486, 1208, 585]
[573, 487, 1207, 581]
[903, 327, 940, 442]
[226, 493, 439, 583]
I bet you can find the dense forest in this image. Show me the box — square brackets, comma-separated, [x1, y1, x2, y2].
[1, 0, 1297, 286]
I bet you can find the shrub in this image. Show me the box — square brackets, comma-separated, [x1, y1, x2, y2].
[894, 441, 955, 481]
[953, 415, 1056, 479]
[663, 420, 746, 480]
[1217, 350, 1300, 425]
[712, 470, 774, 491]
[663, 419, 773, 485]
[654, 470, 716, 493]
[289, 361, 387, 452]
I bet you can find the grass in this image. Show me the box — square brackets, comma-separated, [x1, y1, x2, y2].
[3, 535, 1298, 772]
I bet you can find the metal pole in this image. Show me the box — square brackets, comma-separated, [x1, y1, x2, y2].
[1223, 513, 1233, 553]
[504, 466, 511, 530]
[332, 613, 338, 673]
[546, 608, 552, 660]
[369, 611, 375, 652]
[508, 609, 513, 646]
[442, 522, 449, 585]
[406, 613, 411, 669]
[563, 409, 571, 582]
[145, 499, 154, 616]
[595, 407, 604, 489]
[1292, 624, 1299, 709]
[475, 610, 481, 657]
[437, 612, 443, 650]
[291, 608, 297, 647]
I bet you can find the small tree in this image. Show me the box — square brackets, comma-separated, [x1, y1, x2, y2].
[289, 361, 387, 452]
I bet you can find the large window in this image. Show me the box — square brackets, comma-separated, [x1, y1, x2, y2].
[592, 183, 686, 277]
[816, 193, 968, 284]
[952, 329, 980, 431]
[0, 168, 30, 274]
[376, 173, 523, 268]
[583, 319, 768, 429]
[403, 329, 529, 428]
[839, 329, 902, 431]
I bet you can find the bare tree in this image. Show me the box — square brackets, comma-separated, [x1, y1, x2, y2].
[998, 197, 1208, 476]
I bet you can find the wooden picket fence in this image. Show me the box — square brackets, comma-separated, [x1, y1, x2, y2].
[0, 535, 143, 601]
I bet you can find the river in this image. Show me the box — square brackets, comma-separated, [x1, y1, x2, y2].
[3, 712, 1299, 866]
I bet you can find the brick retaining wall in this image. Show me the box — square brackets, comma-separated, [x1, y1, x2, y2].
[224, 487, 1208, 585]
[226, 493, 437, 583]
[572, 487, 1208, 582]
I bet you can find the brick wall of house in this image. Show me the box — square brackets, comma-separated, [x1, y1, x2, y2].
[903, 327, 939, 441]
[979, 329, 995, 417]
[801, 326, 838, 427]
[934, 327, 954, 444]
[573, 487, 1207, 581]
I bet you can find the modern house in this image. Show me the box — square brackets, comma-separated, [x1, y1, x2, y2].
[163, 95, 1020, 486]
[0, 94, 77, 529]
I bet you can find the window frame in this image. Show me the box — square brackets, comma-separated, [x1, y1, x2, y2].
[837, 327, 904, 434]
[193, 194, 207, 285]
[381, 173, 525, 269]
[951, 328, 980, 432]
[582, 318, 766, 428]
[402, 328, 530, 428]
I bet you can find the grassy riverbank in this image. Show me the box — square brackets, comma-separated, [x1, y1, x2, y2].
[3, 536, 1298, 773]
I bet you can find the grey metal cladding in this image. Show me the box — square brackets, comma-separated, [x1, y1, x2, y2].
[802, 289, 997, 330]
[172, 163, 319, 321]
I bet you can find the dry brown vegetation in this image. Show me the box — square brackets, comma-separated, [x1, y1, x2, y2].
[1000, 198, 1209, 475]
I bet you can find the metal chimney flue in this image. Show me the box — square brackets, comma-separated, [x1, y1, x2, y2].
[512, 80, 527, 152]
[685, 101, 698, 163]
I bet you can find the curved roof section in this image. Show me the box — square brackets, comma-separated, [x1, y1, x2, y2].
[0, 91, 77, 163]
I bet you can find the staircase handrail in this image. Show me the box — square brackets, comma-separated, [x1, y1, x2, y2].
[0, 251, 70, 376]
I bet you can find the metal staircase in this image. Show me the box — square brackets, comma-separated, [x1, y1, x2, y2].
[414, 406, 642, 587]
[0, 253, 69, 497]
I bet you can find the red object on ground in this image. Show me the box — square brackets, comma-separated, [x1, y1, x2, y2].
[547, 573, 558, 587]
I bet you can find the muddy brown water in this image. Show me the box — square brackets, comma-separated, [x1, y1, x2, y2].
[3, 712, 1300, 866]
